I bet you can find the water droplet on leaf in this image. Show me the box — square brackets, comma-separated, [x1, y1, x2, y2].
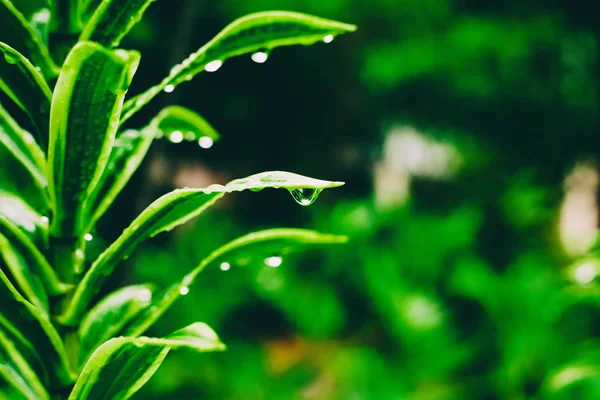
[264, 256, 282, 268]
[220, 262, 231, 271]
[204, 60, 222, 72]
[169, 130, 184, 143]
[84, 233, 93, 241]
[323, 34, 335, 43]
[164, 84, 175, 93]
[251, 51, 269, 63]
[289, 188, 322, 206]
[179, 286, 190, 295]
[198, 136, 213, 148]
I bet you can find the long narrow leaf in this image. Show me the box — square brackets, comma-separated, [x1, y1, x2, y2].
[69, 323, 225, 400]
[88, 105, 220, 227]
[78, 284, 154, 366]
[0, 215, 71, 295]
[48, 42, 140, 238]
[80, 0, 158, 48]
[0, 269, 75, 387]
[0, 104, 46, 194]
[0, 235, 49, 314]
[121, 11, 356, 123]
[58, 171, 343, 324]
[126, 228, 348, 336]
[0, 0, 57, 77]
[0, 327, 49, 400]
[0, 42, 52, 149]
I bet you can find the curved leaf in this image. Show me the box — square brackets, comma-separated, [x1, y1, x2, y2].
[126, 228, 348, 336]
[0, 327, 49, 400]
[69, 323, 225, 400]
[0, 101, 46, 182]
[48, 41, 140, 238]
[0, 0, 57, 77]
[0, 215, 71, 295]
[0, 235, 49, 314]
[0, 269, 75, 387]
[80, 0, 157, 48]
[58, 171, 343, 324]
[0, 42, 52, 149]
[88, 105, 220, 227]
[121, 11, 356, 123]
[0, 191, 47, 245]
[78, 284, 154, 366]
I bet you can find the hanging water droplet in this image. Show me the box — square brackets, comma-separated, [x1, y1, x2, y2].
[251, 51, 269, 64]
[220, 262, 231, 271]
[179, 286, 190, 295]
[2, 52, 19, 64]
[264, 256, 283, 268]
[198, 136, 213, 148]
[40, 216, 49, 224]
[184, 131, 195, 141]
[204, 60, 223, 72]
[35, 66, 41, 72]
[155, 129, 164, 138]
[250, 187, 263, 192]
[289, 188, 322, 206]
[323, 34, 335, 43]
[84, 233, 93, 241]
[169, 130, 184, 143]
[164, 84, 175, 93]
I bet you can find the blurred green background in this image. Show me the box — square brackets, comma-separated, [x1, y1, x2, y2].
[6, 0, 600, 398]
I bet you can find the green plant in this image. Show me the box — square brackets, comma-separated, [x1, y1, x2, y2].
[0, 1, 355, 398]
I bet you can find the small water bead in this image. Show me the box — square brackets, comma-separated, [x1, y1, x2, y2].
[169, 130, 184, 143]
[264, 256, 282, 268]
[3, 52, 19, 64]
[40, 216, 49, 224]
[84, 233, 93, 242]
[179, 286, 190, 295]
[198, 136, 213, 149]
[164, 84, 175, 93]
[184, 131, 196, 141]
[289, 188, 322, 206]
[323, 34, 335, 43]
[574, 262, 597, 284]
[220, 262, 231, 271]
[204, 60, 222, 72]
[251, 51, 269, 64]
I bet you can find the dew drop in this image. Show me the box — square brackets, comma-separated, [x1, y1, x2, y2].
[84, 233, 93, 242]
[289, 188, 322, 206]
[164, 84, 175, 93]
[251, 51, 269, 64]
[179, 286, 190, 295]
[169, 130, 184, 143]
[40, 216, 49, 224]
[204, 60, 222, 72]
[3, 52, 19, 64]
[198, 136, 213, 148]
[220, 262, 231, 271]
[184, 131, 196, 141]
[264, 256, 282, 268]
[323, 34, 335, 43]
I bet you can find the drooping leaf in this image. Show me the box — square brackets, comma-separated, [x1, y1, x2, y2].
[0, 42, 53, 148]
[120, 11, 356, 122]
[0, 269, 74, 387]
[0, 104, 46, 195]
[48, 41, 140, 238]
[0, 235, 49, 314]
[58, 171, 343, 324]
[69, 323, 225, 400]
[79, 0, 158, 48]
[0, 215, 71, 295]
[0, 191, 47, 245]
[87, 105, 220, 227]
[78, 284, 154, 366]
[125, 228, 348, 336]
[0, 0, 57, 77]
[0, 327, 49, 400]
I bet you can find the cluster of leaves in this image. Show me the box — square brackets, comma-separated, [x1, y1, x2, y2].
[0, 0, 355, 399]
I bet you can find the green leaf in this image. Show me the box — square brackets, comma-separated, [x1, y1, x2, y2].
[0, 215, 71, 295]
[0, 103, 46, 193]
[0, 327, 49, 400]
[0, 235, 49, 314]
[48, 41, 140, 238]
[0, 269, 75, 387]
[0, 191, 47, 245]
[69, 322, 225, 400]
[88, 106, 219, 226]
[80, 0, 157, 48]
[58, 171, 343, 325]
[78, 284, 154, 367]
[0, 0, 57, 77]
[120, 11, 356, 123]
[126, 228, 348, 336]
[0, 42, 53, 149]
